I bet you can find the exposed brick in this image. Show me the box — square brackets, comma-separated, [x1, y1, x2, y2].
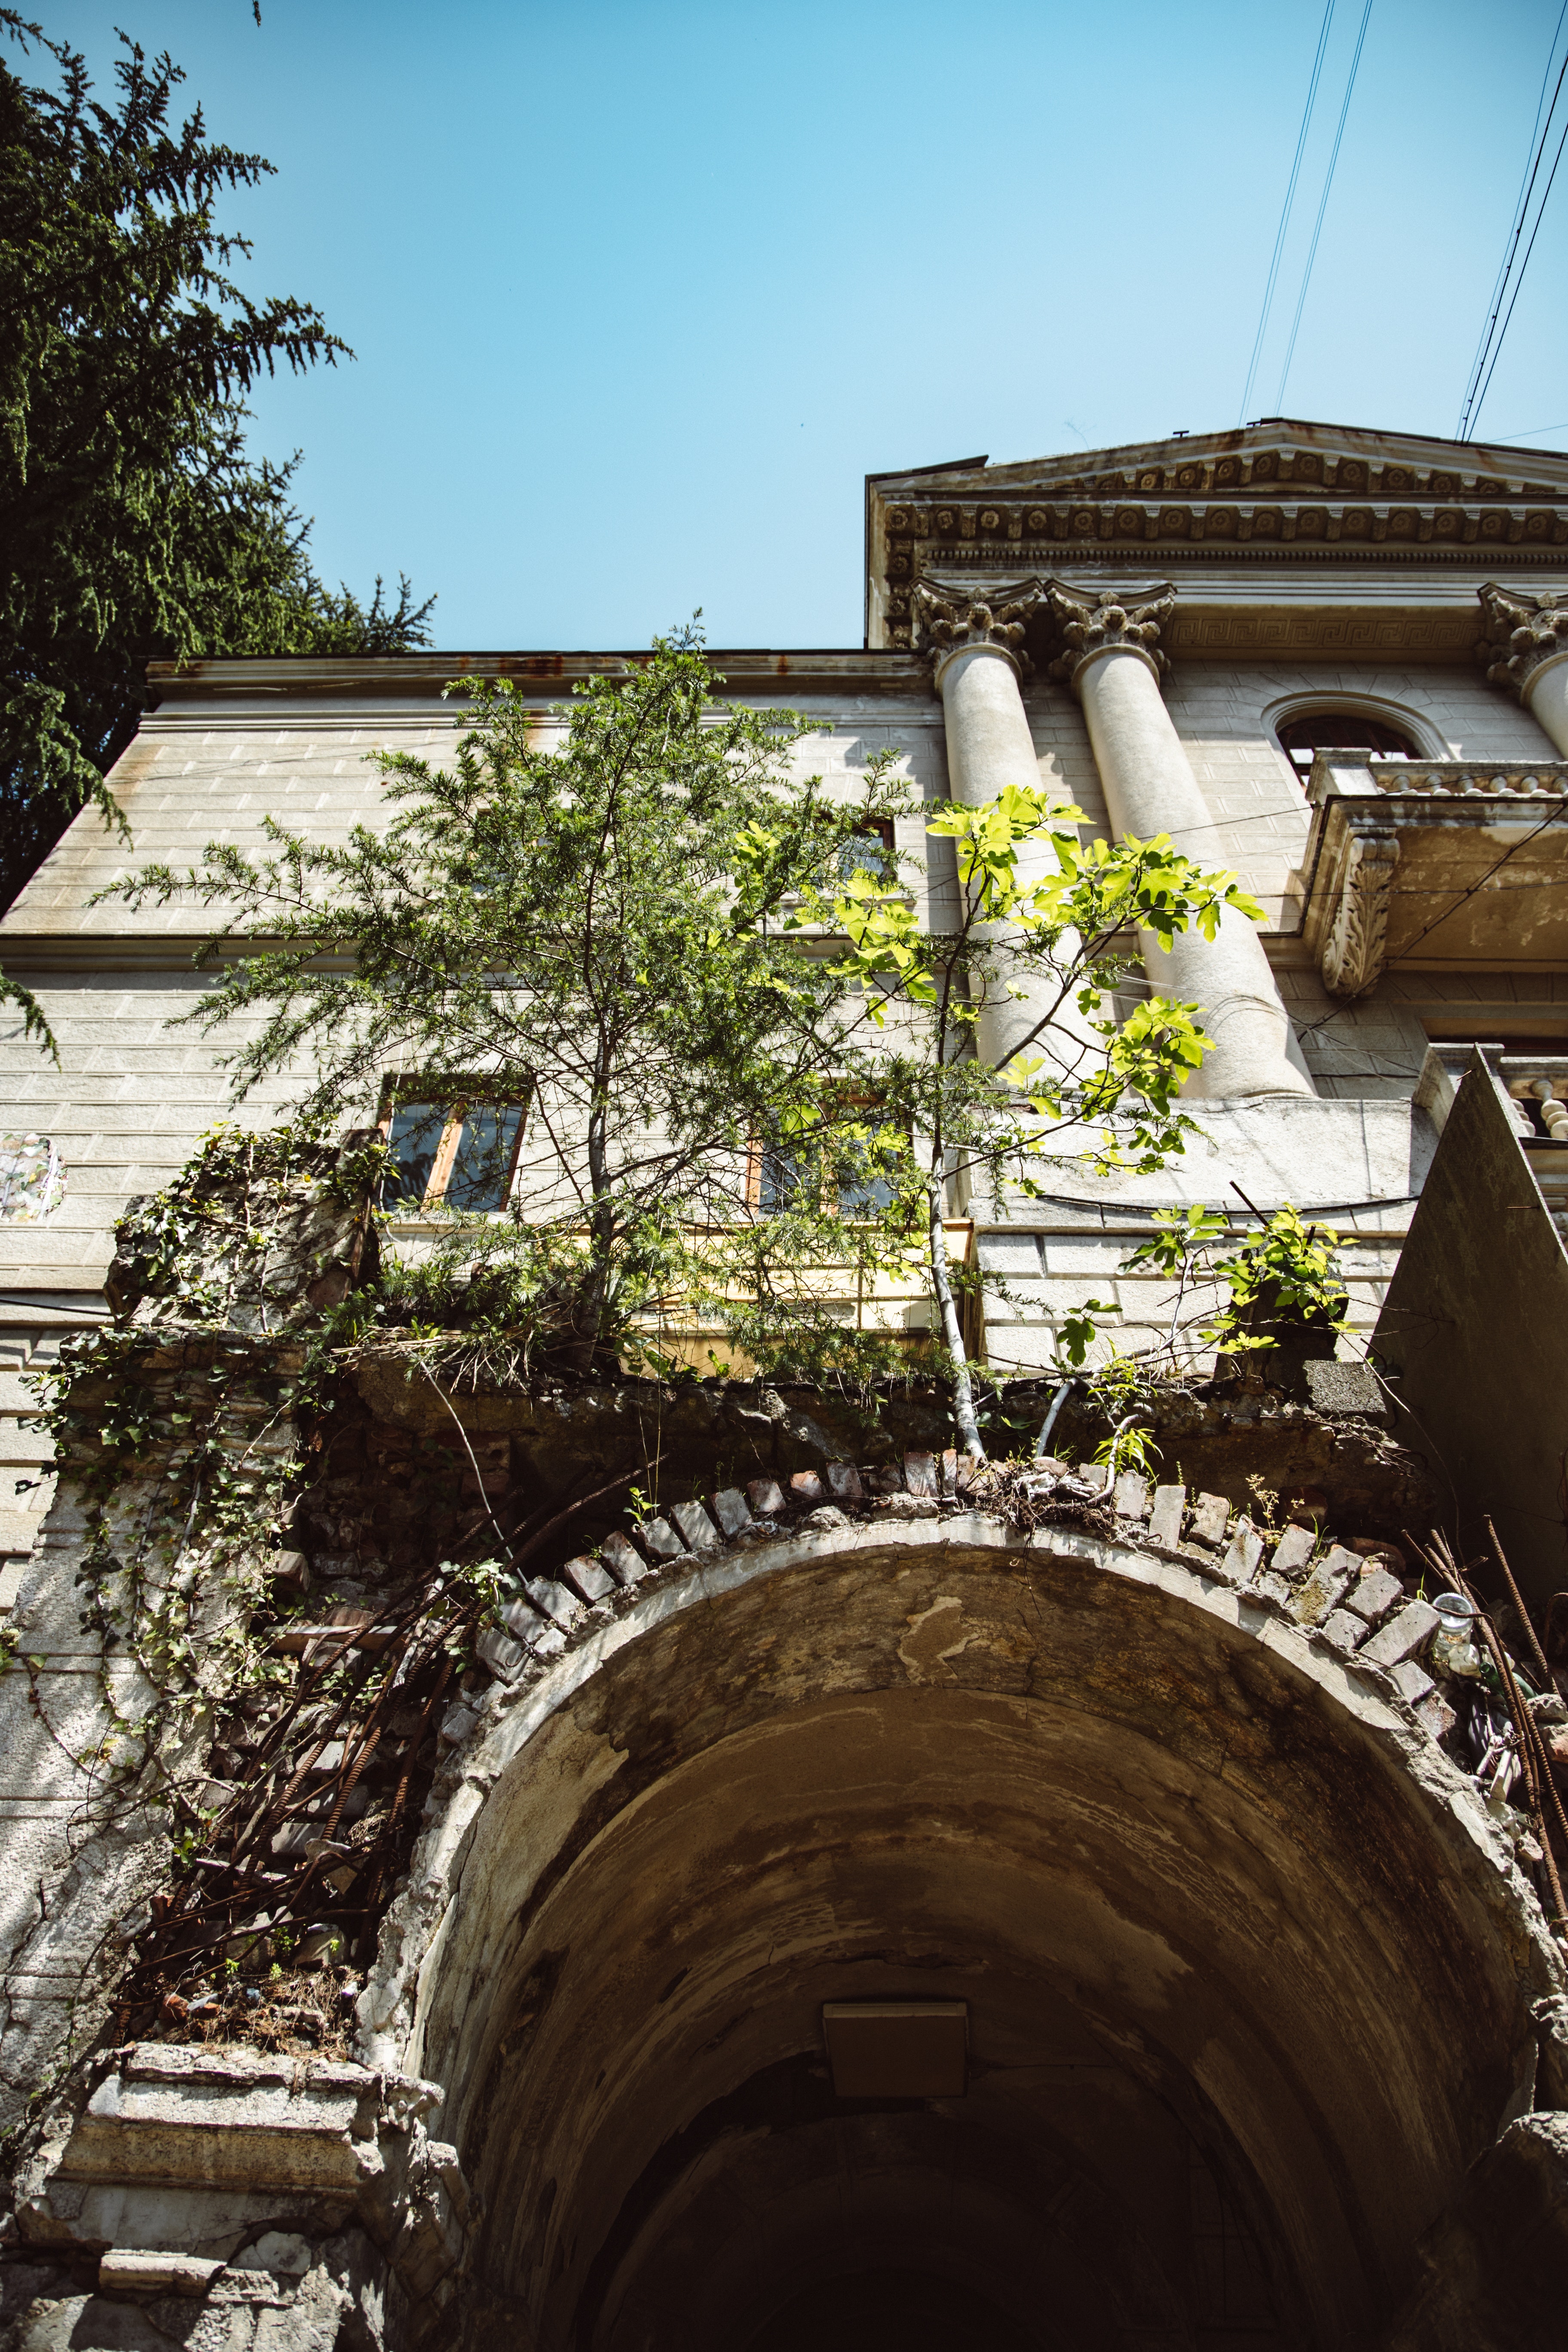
[1217, 1520, 1264, 1586]
[710, 1488, 753, 1537]
[670, 1501, 719, 1552]
[1390, 1657, 1436, 1707]
[1344, 1565, 1403, 1623]
[1292, 1546, 1360, 1627]
[561, 1555, 617, 1603]
[1114, 1472, 1150, 1521]
[1189, 1493, 1230, 1549]
[1148, 1485, 1185, 1547]
[1359, 1599, 1440, 1670]
[525, 1578, 584, 1632]
[600, 1531, 649, 1586]
[1271, 1525, 1316, 1578]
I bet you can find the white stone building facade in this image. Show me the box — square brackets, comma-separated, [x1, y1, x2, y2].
[4, 418, 1568, 1568]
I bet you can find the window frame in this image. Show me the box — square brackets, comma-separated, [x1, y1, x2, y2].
[747, 1093, 914, 1224]
[836, 817, 898, 885]
[378, 1086, 529, 1216]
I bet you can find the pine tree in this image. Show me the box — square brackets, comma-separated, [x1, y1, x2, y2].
[0, 11, 434, 938]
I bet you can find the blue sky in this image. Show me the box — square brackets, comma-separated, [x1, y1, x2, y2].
[33, 0, 1568, 648]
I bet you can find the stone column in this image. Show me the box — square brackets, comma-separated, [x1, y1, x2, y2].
[1047, 582, 1313, 1101]
[1479, 584, 1568, 756]
[918, 581, 1091, 1074]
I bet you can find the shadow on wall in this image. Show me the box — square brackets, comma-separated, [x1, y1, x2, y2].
[1374, 1046, 1568, 1611]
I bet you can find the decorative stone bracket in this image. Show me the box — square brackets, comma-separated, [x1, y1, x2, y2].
[1320, 830, 1400, 999]
[1297, 756, 1568, 997]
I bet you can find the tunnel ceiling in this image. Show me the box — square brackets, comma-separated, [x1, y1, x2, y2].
[385, 1519, 1557, 2352]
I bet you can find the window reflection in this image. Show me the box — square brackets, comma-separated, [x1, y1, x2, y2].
[835, 1121, 902, 1217]
[382, 1097, 525, 1212]
[446, 1105, 525, 1211]
[386, 1102, 448, 1206]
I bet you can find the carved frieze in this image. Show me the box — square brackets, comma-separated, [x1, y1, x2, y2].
[1320, 831, 1400, 999]
[1477, 582, 1568, 699]
[882, 497, 1568, 560]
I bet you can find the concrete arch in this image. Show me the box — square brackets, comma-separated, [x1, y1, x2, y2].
[365, 1513, 1560, 2352]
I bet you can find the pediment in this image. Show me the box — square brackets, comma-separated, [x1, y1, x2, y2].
[866, 419, 1568, 652]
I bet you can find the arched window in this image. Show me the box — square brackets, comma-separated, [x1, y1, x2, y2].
[1276, 710, 1418, 781]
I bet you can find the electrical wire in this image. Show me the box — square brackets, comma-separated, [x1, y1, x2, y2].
[1378, 804, 1568, 966]
[1458, 2, 1568, 440]
[1275, 0, 1375, 412]
[1237, 0, 1336, 427]
[1467, 100, 1568, 442]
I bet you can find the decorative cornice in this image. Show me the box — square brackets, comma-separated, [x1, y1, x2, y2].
[1044, 581, 1174, 690]
[872, 439, 1568, 647]
[1476, 582, 1568, 700]
[912, 578, 1043, 678]
[1320, 832, 1400, 998]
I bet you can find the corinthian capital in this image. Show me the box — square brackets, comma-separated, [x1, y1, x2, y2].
[1045, 580, 1174, 691]
[1477, 583, 1568, 699]
[913, 578, 1043, 677]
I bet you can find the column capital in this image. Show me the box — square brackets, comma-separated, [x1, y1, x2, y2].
[914, 578, 1043, 690]
[1477, 582, 1568, 703]
[1045, 580, 1174, 696]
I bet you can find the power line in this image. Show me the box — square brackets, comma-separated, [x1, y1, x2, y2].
[1237, 0, 1336, 427]
[1468, 101, 1568, 441]
[1275, 0, 1375, 412]
[1458, 2, 1568, 440]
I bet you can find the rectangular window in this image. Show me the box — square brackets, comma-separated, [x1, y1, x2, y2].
[750, 1100, 908, 1221]
[837, 818, 896, 885]
[757, 1137, 815, 1214]
[833, 1113, 904, 1218]
[382, 1095, 525, 1212]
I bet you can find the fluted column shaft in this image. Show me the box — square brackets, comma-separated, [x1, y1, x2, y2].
[1526, 658, 1568, 755]
[925, 587, 1092, 1074]
[1053, 585, 1312, 1101]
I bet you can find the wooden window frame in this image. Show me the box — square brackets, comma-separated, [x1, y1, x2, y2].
[379, 1086, 528, 1214]
[746, 1092, 912, 1222]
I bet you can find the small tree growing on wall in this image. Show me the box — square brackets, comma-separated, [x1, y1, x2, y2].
[767, 776, 1265, 1454]
[103, 633, 1263, 1449]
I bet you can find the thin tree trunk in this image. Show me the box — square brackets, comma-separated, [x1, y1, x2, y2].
[567, 1074, 615, 1375]
[928, 1169, 983, 1460]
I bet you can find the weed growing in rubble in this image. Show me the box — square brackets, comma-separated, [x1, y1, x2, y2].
[1047, 1202, 1352, 1385]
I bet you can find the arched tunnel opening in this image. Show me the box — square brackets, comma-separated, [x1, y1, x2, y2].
[400, 1527, 1553, 2352]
